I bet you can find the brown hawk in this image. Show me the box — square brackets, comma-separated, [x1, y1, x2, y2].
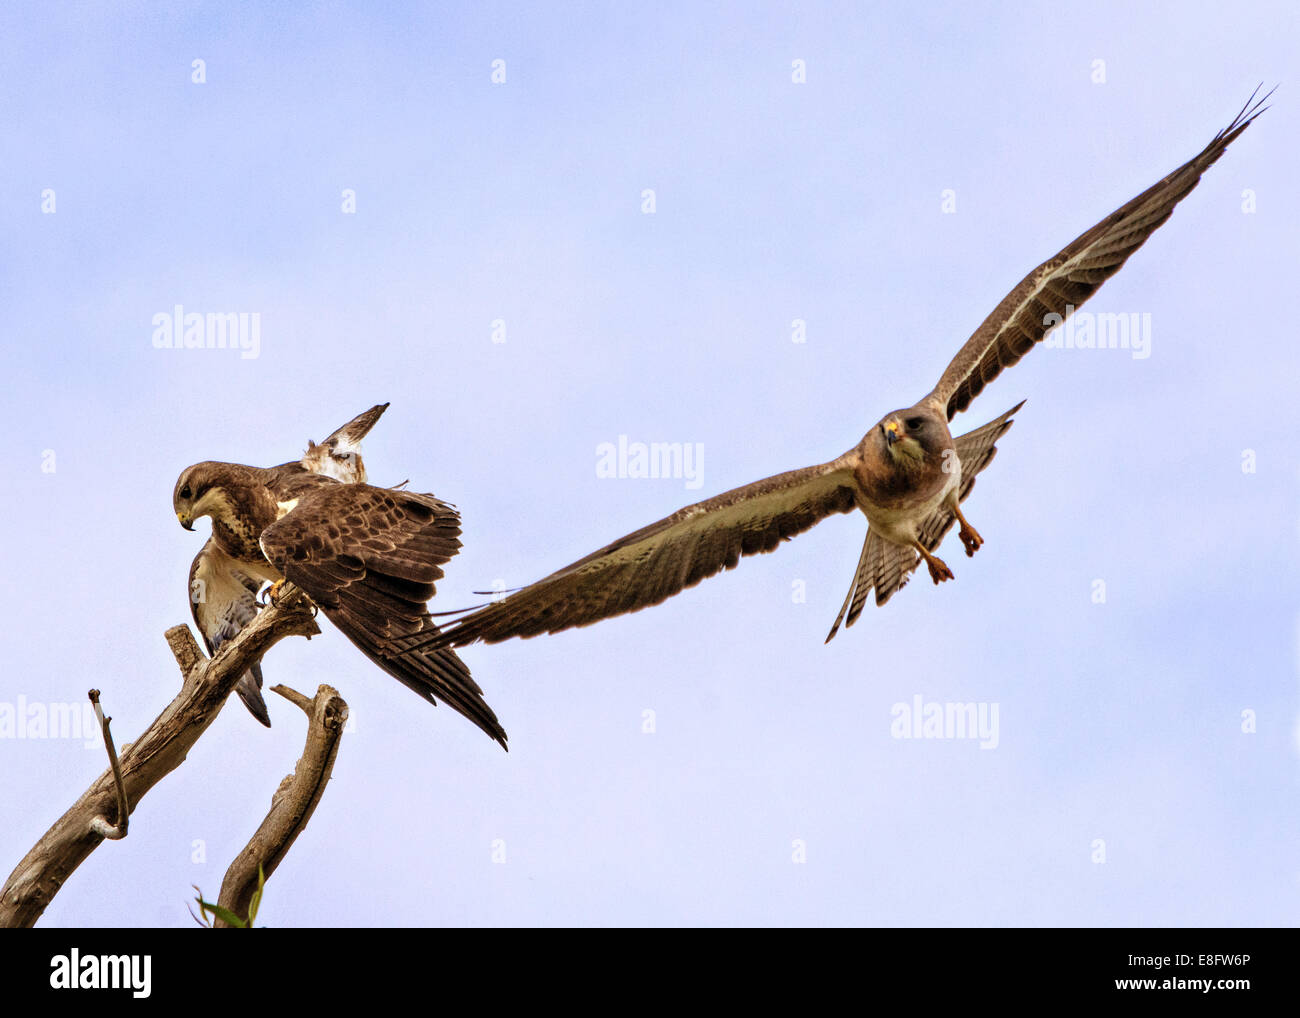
[176, 404, 507, 748]
[394, 89, 1270, 654]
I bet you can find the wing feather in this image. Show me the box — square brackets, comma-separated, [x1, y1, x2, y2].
[260, 483, 507, 748]
[928, 88, 1271, 419]
[398, 459, 861, 650]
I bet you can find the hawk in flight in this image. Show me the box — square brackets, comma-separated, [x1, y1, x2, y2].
[176, 404, 507, 749]
[396, 89, 1271, 654]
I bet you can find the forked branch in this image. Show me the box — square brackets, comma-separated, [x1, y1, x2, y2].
[0, 585, 320, 928]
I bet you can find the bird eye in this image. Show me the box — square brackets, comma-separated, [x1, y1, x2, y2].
[905, 418, 924, 431]
[180, 485, 192, 500]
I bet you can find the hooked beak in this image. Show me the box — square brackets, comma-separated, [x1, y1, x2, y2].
[883, 419, 902, 447]
[177, 511, 194, 531]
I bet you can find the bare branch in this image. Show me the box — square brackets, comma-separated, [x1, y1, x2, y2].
[165, 626, 205, 683]
[86, 690, 129, 841]
[0, 584, 320, 928]
[214, 684, 348, 927]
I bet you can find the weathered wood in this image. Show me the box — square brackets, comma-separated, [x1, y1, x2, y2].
[214, 684, 348, 927]
[0, 585, 320, 928]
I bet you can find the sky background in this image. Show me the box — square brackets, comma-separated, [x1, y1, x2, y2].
[1, 1, 1297, 927]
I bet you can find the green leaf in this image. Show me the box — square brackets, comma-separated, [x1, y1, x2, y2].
[247, 863, 266, 927]
[197, 896, 248, 928]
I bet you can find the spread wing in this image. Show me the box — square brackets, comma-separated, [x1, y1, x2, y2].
[259, 483, 507, 748]
[825, 401, 1023, 640]
[927, 88, 1271, 421]
[300, 403, 389, 482]
[396, 460, 860, 651]
[189, 539, 271, 726]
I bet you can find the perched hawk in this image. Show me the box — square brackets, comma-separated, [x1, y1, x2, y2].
[396, 89, 1270, 654]
[176, 404, 507, 749]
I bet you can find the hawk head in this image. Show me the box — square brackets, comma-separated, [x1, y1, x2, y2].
[875, 408, 948, 468]
[173, 462, 238, 531]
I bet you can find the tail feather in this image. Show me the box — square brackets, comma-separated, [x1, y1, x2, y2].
[825, 530, 919, 642]
[301, 403, 390, 483]
[825, 530, 874, 643]
[235, 663, 272, 727]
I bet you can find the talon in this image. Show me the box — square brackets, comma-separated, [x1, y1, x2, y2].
[926, 555, 955, 584]
[953, 504, 984, 558]
[262, 579, 287, 606]
[959, 523, 984, 558]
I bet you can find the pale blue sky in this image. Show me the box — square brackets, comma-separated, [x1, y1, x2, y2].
[2, 1, 1297, 926]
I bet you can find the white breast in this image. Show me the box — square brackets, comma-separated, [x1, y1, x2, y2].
[862, 461, 962, 547]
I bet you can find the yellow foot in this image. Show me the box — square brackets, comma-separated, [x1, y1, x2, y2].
[261, 579, 287, 606]
[959, 522, 984, 558]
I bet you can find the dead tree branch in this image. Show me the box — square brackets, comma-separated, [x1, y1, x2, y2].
[86, 689, 129, 841]
[0, 584, 320, 928]
[213, 684, 348, 927]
